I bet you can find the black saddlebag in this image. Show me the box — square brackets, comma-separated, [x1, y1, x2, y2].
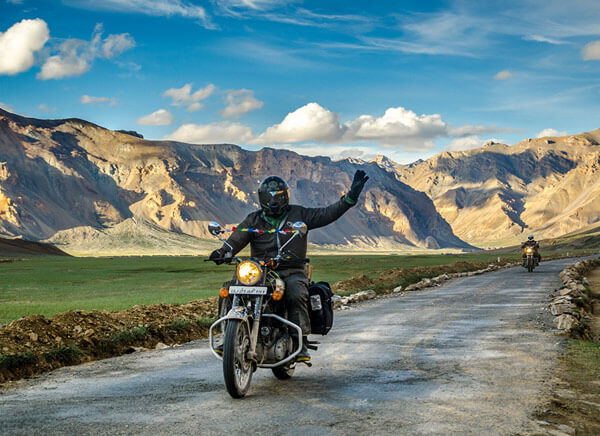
[308, 281, 334, 335]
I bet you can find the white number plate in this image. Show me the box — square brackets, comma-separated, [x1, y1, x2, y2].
[229, 286, 268, 295]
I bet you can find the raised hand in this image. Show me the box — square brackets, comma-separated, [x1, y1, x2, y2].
[347, 169, 369, 202]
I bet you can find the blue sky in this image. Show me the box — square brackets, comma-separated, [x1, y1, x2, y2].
[1, 0, 600, 163]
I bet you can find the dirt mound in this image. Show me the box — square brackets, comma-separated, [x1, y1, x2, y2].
[332, 275, 375, 293]
[0, 298, 218, 384]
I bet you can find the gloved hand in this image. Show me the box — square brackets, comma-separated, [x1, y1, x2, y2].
[347, 169, 369, 202]
[209, 248, 228, 265]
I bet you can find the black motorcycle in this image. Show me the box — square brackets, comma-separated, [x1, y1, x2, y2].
[206, 221, 332, 398]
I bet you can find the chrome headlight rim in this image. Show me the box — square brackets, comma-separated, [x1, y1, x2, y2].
[236, 260, 262, 286]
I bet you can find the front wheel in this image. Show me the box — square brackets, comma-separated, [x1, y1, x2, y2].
[527, 257, 534, 272]
[272, 363, 295, 380]
[223, 319, 253, 398]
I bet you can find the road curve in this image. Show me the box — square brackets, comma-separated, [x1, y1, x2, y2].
[1, 259, 573, 435]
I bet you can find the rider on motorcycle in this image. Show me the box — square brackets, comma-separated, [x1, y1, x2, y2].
[210, 170, 369, 362]
[521, 234, 541, 265]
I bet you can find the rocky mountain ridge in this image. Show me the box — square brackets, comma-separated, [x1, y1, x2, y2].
[382, 130, 600, 246]
[0, 108, 469, 252]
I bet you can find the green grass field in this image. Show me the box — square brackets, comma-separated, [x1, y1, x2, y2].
[0, 252, 525, 325]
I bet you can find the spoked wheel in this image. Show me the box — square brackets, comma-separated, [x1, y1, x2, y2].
[527, 258, 534, 272]
[223, 319, 253, 398]
[272, 362, 295, 380]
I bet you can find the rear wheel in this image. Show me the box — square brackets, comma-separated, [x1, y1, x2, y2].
[272, 363, 295, 380]
[223, 319, 253, 398]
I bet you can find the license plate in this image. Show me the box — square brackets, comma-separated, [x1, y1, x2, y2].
[229, 286, 268, 295]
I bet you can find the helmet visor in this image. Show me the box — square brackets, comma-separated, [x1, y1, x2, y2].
[259, 189, 289, 216]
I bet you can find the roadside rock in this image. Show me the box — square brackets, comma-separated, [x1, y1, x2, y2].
[550, 257, 600, 336]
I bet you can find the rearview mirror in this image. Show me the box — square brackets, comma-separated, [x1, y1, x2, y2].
[208, 221, 222, 236]
[292, 221, 307, 236]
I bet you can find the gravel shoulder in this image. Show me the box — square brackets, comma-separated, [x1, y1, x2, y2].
[0, 259, 575, 435]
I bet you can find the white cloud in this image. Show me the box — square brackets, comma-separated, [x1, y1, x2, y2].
[445, 136, 489, 151]
[0, 18, 49, 75]
[582, 41, 600, 60]
[39, 39, 92, 79]
[494, 70, 513, 80]
[165, 102, 515, 157]
[221, 89, 263, 118]
[217, 0, 283, 10]
[0, 102, 16, 112]
[65, 0, 214, 28]
[37, 24, 135, 80]
[319, 3, 600, 59]
[137, 109, 175, 125]
[162, 83, 215, 111]
[38, 23, 135, 80]
[167, 121, 255, 144]
[255, 103, 345, 144]
[448, 124, 520, 136]
[37, 103, 56, 113]
[536, 128, 567, 138]
[186, 102, 204, 112]
[252, 103, 453, 151]
[343, 106, 447, 149]
[352, 11, 494, 57]
[102, 33, 135, 59]
[523, 34, 568, 45]
[80, 95, 118, 106]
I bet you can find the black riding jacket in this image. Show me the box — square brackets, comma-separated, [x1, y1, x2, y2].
[521, 240, 539, 249]
[220, 197, 353, 268]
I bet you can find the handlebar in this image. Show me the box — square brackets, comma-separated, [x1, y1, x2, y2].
[204, 256, 310, 265]
[279, 257, 310, 264]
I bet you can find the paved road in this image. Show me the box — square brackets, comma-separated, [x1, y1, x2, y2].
[1, 259, 572, 435]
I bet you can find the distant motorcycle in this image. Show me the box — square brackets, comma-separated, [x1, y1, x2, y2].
[522, 246, 538, 272]
[206, 221, 333, 398]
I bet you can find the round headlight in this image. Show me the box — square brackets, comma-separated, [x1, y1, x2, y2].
[237, 261, 262, 285]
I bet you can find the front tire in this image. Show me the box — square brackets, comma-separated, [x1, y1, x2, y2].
[272, 363, 295, 380]
[527, 257, 534, 272]
[223, 319, 253, 398]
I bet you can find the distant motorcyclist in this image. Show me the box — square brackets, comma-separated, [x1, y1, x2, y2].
[210, 170, 369, 362]
[521, 234, 541, 265]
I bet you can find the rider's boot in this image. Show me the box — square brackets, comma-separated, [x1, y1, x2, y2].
[294, 336, 311, 362]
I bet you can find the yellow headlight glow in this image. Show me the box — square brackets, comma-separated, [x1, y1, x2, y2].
[237, 261, 262, 285]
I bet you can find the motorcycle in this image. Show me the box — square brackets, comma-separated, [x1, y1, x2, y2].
[523, 246, 537, 272]
[206, 220, 319, 398]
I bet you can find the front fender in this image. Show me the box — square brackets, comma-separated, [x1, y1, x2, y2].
[225, 306, 250, 322]
[209, 306, 253, 360]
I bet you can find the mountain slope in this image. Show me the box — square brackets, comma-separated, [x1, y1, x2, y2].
[0, 109, 469, 252]
[0, 236, 70, 257]
[387, 131, 600, 247]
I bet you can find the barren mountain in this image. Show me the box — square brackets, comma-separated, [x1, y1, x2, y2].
[386, 131, 600, 247]
[0, 109, 469, 252]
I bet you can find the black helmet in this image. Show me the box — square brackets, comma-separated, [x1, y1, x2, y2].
[258, 176, 289, 217]
[528, 234, 534, 240]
